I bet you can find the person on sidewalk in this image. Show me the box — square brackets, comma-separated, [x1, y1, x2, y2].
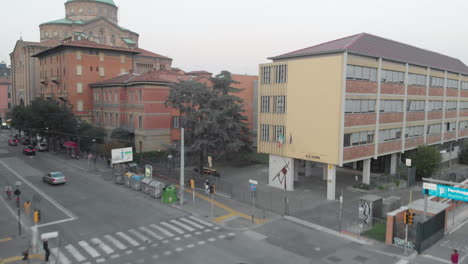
[4, 184, 12, 200]
[24, 200, 31, 216]
[451, 249, 459, 264]
[204, 180, 210, 195]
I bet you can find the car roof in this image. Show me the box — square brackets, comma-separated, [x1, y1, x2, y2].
[49, 172, 64, 176]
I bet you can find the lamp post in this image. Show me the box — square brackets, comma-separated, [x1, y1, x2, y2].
[167, 155, 173, 175]
[14, 181, 22, 236]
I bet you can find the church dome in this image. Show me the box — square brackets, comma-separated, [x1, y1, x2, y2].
[66, 0, 116, 7]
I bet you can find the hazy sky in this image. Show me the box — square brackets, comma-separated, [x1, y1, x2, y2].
[2, 0, 468, 75]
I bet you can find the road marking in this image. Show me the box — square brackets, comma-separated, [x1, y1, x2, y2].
[139, 226, 163, 240]
[150, 224, 174, 237]
[421, 254, 451, 263]
[64, 244, 86, 262]
[37, 218, 75, 228]
[104, 235, 127, 250]
[128, 229, 151, 243]
[228, 232, 235, 237]
[0, 160, 77, 221]
[175, 247, 183, 252]
[213, 226, 220, 230]
[189, 216, 214, 227]
[78, 241, 101, 258]
[164, 250, 172, 256]
[179, 217, 205, 229]
[0, 237, 12, 243]
[162, 240, 169, 244]
[184, 234, 192, 238]
[208, 237, 216, 242]
[214, 212, 236, 223]
[197, 241, 206, 245]
[0, 254, 44, 263]
[116, 232, 140, 247]
[394, 260, 408, 264]
[186, 244, 194, 248]
[91, 238, 114, 254]
[96, 258, 105, 263]
[195, 231, 202, 235]
[138, 246, 146, 251]
[152, 254, 159, 259]
[161, 221, 185, 234]
[151, 243, 158, 248]
[110, 254, 120, 259]
[125, 250, 133, 255]
[204, 229, 212, 232]
[218, 234, 226, 239]
[174, 237, 181, 241]
[170, 219, 195, 232]
[51, 248, 71, 264]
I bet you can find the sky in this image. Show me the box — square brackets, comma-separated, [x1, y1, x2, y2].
[1, 0, 468, 75]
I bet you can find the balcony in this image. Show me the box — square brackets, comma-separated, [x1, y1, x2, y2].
[51, 76, 60, 84]
[40, 77, 48, 85]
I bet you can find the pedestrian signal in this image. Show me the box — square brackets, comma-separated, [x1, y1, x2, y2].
[34, 209, 41, 223]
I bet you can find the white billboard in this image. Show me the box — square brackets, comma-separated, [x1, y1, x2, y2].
[111, 147, 133, 164]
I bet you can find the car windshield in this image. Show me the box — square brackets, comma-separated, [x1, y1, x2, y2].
[50, 172, 64, 178]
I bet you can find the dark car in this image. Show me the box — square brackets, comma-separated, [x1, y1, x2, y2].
[22, 139, 31, 145]
[8, 139, 18, 146]
[22, 146, 36, 155]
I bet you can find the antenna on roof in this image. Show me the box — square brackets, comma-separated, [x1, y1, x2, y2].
[20, 32, 23, 40]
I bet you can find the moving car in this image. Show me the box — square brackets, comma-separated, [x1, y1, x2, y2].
[38, 143, 48, 151]
[22, 139, 31, 145]
[43, 172, 67, 185]
[8, 139, 18, 146]
[22, 146, 36, 155]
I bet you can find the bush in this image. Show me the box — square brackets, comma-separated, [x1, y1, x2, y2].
[394, 179, 401, 187]
[362, 222, 386, 242]
[377, 185, 384, 190]
[410, 145, 441, 180]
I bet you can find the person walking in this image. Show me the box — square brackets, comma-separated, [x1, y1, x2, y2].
[204, 180, 210, 195]
[451, 249, 459, 264]
[23, 201, 31, 216]
[4, 184, 12, 200]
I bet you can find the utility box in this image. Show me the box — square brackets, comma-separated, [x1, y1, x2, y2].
[358, 194, 383, 224]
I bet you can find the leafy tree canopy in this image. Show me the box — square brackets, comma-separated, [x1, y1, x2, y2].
[410, 145, 441, 180]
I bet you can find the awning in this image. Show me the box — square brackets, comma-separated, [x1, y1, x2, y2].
[63, 141, 78, 148]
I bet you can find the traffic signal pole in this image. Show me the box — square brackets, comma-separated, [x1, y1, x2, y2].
[179, 128, 185, 205]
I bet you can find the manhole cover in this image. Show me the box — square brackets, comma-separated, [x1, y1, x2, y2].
[353, 255, 368, 263]
[327, 256, 342, 263]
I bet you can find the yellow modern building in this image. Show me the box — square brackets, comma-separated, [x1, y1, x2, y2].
[258, 33, 468, 200]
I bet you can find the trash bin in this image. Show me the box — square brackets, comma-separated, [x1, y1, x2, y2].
[124, 172, 134, 187]
[141, 178, 153, 194]
[114, 174, 124, 185]
[162, 185, 178, 203]
[148, 180, 165, 198]
[130, 175, 144, 191]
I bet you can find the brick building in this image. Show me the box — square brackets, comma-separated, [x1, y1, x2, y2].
[258, 33, 468, 199]
[0, 62, 10, 78]
[0, 78, 12, 122]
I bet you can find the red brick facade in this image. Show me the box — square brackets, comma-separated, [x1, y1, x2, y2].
[346, 80, 377, 93]
[429, 87, 444, 96]
[380, 113, 403, 124]
[381, 83, 404, 95]
[427, 134, 442, 144]
[446, 89, 458, 97]
[428, 111, 443, 120]
[405, 137, 424, 150]
[406, 112, 425, 122]
[407, 85, 426, 96]
[345, 113, 376, 127]
[461, 90, 468, 97]
[0, 78, 12, 121]
[378, 140, 402, 154]
[445, 111, 457, 119]
[459, 129, 468, 137]
[343, 144, 374, 161]
[460, 110, 468, 117]
[444, 131, 456, 141]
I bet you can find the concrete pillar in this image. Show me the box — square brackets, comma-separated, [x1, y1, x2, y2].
[353, 162, 358, 170]
[322, 163, 328, 180]
[390, 153, 398, 175]
[326, 164, 336, 200]
[294, 159, 300, 182]
[305, 161, 313, 177]
[363, 159, 371, 185]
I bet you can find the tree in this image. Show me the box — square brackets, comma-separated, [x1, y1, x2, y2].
[165, 71, 252, 172]
[410, 145, 441, 180]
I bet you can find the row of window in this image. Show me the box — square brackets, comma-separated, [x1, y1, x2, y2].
[345, 99, 468, 113]
[95, 112, 143, 129]
[260, 96, 286, 113]
[381, 69, 404, 84]
[260, 124, 285, 142]
[76, 51, 127, 63]
[407, 100, 425, 112]
[261, 65, 288, 84]
[345, 100, 375, 113]
[94, 90, 142, 102]
[76, 65, 106, 76]
[344, 122, 468, 147]
[346, 65, 378, 82]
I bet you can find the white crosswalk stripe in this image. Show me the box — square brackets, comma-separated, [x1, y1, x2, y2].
[150, 224, 174, 237]
[180, 217, 204, 229]
[116, 232, 140, 247]
[161, 221, 185, 234]
[78, 241, 101, 258]
[170, 219, 195, 232]
[104, 235, 127, 250]
[64, 244, 86, 262]
[91, 238, 114, 254]
[189, 216, 214, 227]
[128, 229, 151, 243]
[139, 226, 163, 240]
[50, 248, 71, 264]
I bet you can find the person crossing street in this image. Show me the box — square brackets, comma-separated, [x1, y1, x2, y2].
[4, 184, 12, 200]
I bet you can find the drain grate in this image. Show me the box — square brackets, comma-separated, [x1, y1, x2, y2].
[327, 256, 342, 263]
[353, 255, 369, 263]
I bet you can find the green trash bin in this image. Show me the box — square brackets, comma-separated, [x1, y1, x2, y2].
[162, 185, 178, 204]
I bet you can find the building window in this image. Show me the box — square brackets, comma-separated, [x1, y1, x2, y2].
[173, 116, 180, 128]
[77, 100, 84, 111]
[343, 131, 374, 147]
[260, 96, 270, 113]
[381, 69, 404, 84]
[99, 52, 104, 62]
[261, 124, 270, 142]
[346, 65, 377, 82]
[76, 51, 82, 60]
[445, 101, 457, 111]
[429, 100, 443, 111]
[445, 121, 456, 132]
[460, 102, 468, 110]
[275, 64, 287, 83]
[459, 121, 468, 130]
[345, 99, 376, 113]
[461, 81, 468, 90]
[273, 96, 286, 113]
[115, 113, 119, 126]
[427, 123, 442, 135]
[408, 73, 426, 86]
[99, 67, 105, 77]
[273, 125, 285, 143]
[262, 66, 271, 84]
[120, 55, 126, 63]
[114, 91, 118, 102]
[76, 82, 83, 93]
[76, 65, 82, 75]
[406, 100, 425, 112]
[378, 128, 402, 143]
[430, 76, 444, 88]
[139, 116, 143, 128]
[447, 79, 458, 89]
[405, 126, 424, 138]
[379, 100, 403, 113]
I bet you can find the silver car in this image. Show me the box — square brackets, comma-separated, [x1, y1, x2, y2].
[38, 143, 48, 151]
[43, 172, 67, 185]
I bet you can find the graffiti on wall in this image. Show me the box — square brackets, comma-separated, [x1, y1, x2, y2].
[393, 237, 414, 249]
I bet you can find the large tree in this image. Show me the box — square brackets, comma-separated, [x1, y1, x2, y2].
[410, 145, 441, 180]
[166, 71, 252, 172]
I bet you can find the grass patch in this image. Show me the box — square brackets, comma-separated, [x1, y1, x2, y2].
[361, 222, 386, 242]
[247, 152, 269, 164]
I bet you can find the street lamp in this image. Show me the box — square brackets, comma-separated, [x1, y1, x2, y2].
[168, 154, 173, 174]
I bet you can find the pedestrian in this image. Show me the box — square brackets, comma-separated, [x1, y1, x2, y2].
[24, 200, 31, 216]
[451, 249, 459, 264]
[4, 184, 12, 200]
[204, 180, 210, 195]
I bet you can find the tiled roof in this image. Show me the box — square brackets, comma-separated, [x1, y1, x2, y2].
[66, 0, 116, 6]
[91, 70, 209, 86]
[32, 40, 140, 57]
[22, 39, 60, 47]
[187, 70, 212, 75]
[271, 33, 468, 74]
[40, 18, 86, 26]
[135, 48, 171, 59]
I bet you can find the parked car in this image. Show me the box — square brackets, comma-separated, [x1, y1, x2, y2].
[43, 172, 67, 185]
[8, 139, 18, 146]
[38, 143, 48, 152]
[22, 139, 31, 145]
[22, 146, 36, 155]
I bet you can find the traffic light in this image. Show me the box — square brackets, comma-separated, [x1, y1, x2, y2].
[209, 184, 216, 194]
[190, 179, 195, 190]
[34, 209, 41, 223]
[404, 210, 414, 225]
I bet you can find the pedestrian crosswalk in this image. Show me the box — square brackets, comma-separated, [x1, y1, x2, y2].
[45, 216, 233, 263]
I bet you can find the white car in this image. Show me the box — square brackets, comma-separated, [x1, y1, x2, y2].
[43, 172, 67, 185]
[38, 143, 48, 151]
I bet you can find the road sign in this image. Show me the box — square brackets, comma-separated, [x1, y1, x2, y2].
[249, 179, 258, 185]
[41, 231, 58, 240]
[423, 184, 468, 202]
[249, 183, 257, 191]
[111, 147, 133, 164]
[145, 165, 153, 178]
[405, 159, 412, 167]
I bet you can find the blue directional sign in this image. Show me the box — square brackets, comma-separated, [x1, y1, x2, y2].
[423, 183, 468, 202]
[249, 183, 257, 191]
